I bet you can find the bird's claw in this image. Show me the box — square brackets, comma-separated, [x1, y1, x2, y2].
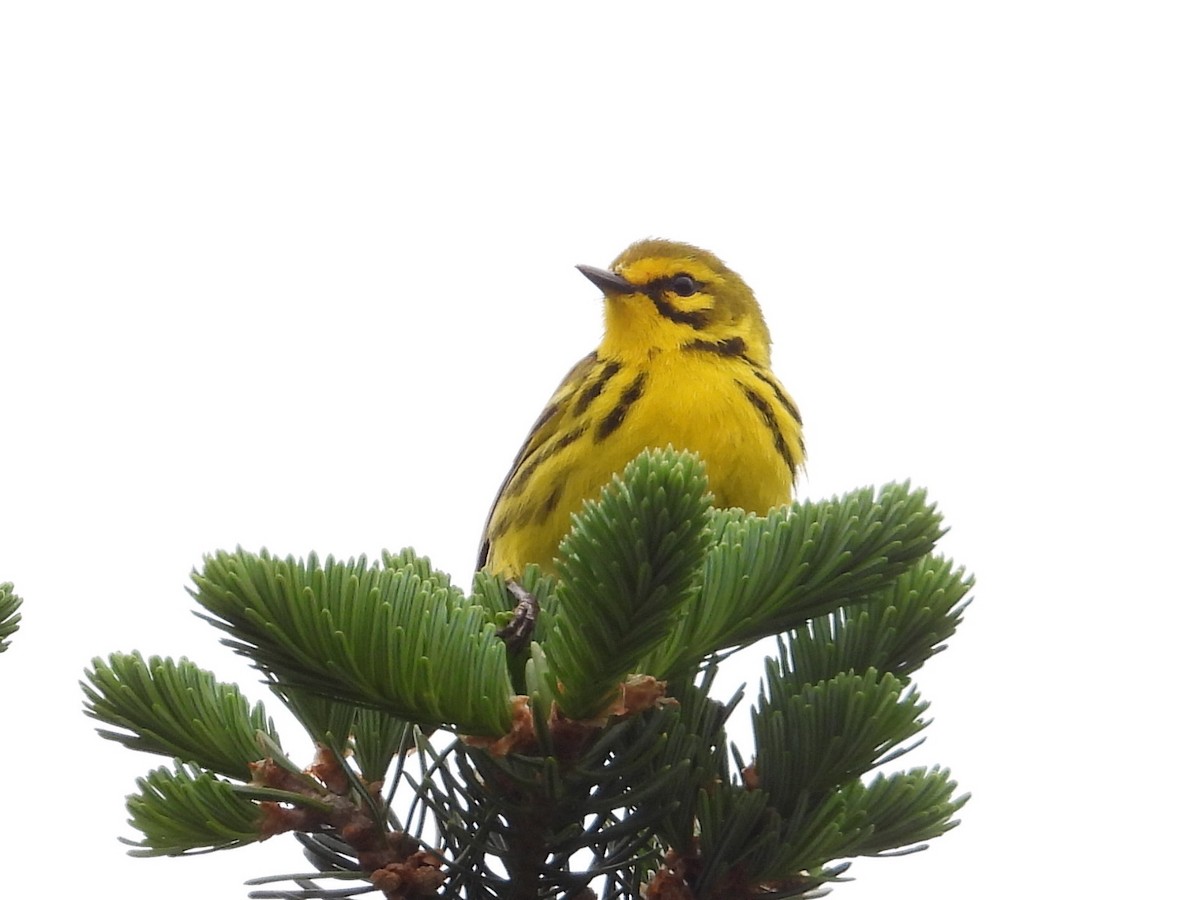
[497, 580, 539, 652]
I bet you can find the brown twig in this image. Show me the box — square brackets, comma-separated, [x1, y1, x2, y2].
[250, 746, 444, 899]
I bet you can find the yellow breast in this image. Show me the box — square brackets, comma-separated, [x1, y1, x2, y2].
[481, 347, 803, 577]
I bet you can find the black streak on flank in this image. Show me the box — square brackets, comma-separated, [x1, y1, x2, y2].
[573, 359, 622, 417]
[685, 336, 748, 358]
[485, 510, 510, 544]
[751, 368, 802, 426]
[740, 382, 797, 473]
[536, 483, 564, 524]
[507, 425, 586, 496]
[522, 401, 560, 448]
[596, 372, 648, 441]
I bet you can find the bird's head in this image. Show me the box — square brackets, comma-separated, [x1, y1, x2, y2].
[578, 239, 771, 364]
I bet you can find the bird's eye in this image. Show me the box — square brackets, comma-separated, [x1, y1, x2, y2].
[668, 275, 698, 297]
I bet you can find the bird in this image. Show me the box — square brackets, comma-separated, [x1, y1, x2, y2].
[478, 238, 804, 578]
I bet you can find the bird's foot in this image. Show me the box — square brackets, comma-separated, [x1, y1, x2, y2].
[497, 580, 539, 652]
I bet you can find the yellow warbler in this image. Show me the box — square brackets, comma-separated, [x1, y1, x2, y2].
[479, 239, 804, 577]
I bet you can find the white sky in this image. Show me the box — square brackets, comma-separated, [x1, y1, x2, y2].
[2, 2, 1197, 897]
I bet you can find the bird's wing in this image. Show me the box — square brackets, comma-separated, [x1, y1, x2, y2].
[476, 351, 600, 572]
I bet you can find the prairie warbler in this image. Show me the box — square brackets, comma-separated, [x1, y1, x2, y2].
[478, 239, 804, 577]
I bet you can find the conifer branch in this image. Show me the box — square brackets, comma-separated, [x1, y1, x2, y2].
[82, 449, 971, 899]
[643, 482, 945, 681]
[83, 652, 279, 780]
[752, 666, 928, 803]
[542, 448, 711, 719]
[781, 554, 971, 689]
[270, 688, 361, 760]
[124, 762, 265, 856]
[839, 767, 966, 857]
[190, 549, 514, 736]
[349, 708, 418, 787]
[0, 581, 21, 653]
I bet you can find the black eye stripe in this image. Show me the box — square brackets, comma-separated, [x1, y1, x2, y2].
[649, 292, 710, 329]
[627, 273, 712, 329]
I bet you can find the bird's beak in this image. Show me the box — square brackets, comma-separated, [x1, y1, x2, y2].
[576, 264, 636, 296]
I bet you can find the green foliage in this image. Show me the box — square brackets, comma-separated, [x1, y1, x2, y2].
[82, 448, 971, 899]
[0, 581, 21, 653]
[543, 448, 711, 718]
[753, 666, 927, 808]
[190, 549, 514, 736]
[402, 667, 741, 899]
[349, 708, 417, 786]
[674, 647, 963, 895]
[243, 684, 416, 788]
[422, 707, 696, 898]
[124, 762, 264, 856]
[642, 482, 946, 682]
[649, 672, 743, 854]
[83, 652, 279, 780]
[842, 767, 967, 857]
[782, 554, 972, 689]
